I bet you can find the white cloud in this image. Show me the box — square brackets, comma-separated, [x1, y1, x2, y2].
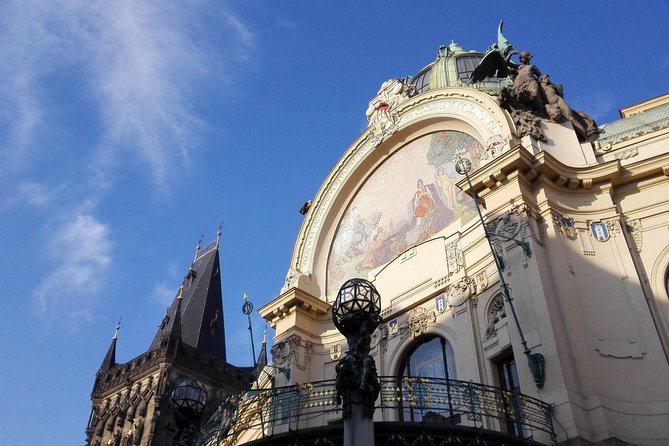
[0, 0, 257, 192]
[0, 1, 257, 327]
[16, 182, 58, 207]
[33, 213, 112, 325]
[151, 282, 177, 308]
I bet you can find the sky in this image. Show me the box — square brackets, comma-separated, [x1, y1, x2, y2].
[0, 1, 667, 444]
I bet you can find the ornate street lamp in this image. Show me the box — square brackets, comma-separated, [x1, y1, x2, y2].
[333, 278, 382, 446]
[455, 157, 546, 389]
[170, 378, 207, 445]
[242, 293, 257, 370]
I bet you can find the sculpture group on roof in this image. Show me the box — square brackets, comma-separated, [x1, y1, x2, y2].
[470, 21, 599, 143]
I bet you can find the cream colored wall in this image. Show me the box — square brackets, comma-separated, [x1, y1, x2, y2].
[261, 88, 669, 445]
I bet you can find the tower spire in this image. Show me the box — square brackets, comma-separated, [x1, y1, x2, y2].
[149, 238, 227, 360]
[256, 325, 268, 374]
[169, 286, 184, 341]
[99, 319, 120, 373]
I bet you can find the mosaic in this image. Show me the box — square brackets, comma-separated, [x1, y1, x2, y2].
[327, 131, 485, 295]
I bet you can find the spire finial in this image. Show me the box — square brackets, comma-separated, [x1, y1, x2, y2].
[216, 221, 223, 248]
[262, 324, 267, 344]
[194, 234, 204, 261]
[112, 318, 121, 340]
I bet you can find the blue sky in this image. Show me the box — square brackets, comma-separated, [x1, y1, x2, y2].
[0, 1, 666, 444]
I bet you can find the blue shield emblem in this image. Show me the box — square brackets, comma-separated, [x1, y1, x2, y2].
[434, 294, 447, 313]
[590, 222, 609, 242]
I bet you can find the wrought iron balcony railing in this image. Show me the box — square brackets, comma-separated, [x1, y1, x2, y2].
[202, 376, 555, 445]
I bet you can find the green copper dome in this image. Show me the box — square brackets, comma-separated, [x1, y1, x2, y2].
[412, 41, 508, 95]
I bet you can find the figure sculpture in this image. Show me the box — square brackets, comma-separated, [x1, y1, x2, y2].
[539, 74, 599, 142]
[470, 23, 599, 142]
[334, 311, 381, 419]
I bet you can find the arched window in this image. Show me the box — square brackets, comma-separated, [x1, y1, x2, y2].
[401, 336, 455, 378]
[398, 335, 456, 422]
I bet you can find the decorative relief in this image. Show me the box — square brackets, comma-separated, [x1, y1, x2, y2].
[474, 270, 489, 294]
[271, 336, 296, 365]
[445, 238, 464, 277]
[484, 294, 507, 340]
[397, 99, 504, 139]
[281, 268, 300, 293]
[494, 212, 522, 239]
[614, 147, 639, 160]
[270, 335, 313, 371]
[626, 219, 643, 253]
[480, 134, 511, 164]
[488, 206, 533, 269]
[445, 277, 475, 308]
[407, 307, 436, 339]
[366, 78, 416, 146]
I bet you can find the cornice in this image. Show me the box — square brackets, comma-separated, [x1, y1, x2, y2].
[259, 287, 331, 326]
[459, 145, 624, 193]
[610, 151, 669, 188]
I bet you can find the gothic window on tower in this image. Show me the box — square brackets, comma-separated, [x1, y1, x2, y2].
[398, 335, 456, 423]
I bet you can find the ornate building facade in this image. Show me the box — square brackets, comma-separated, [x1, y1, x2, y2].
[88, 28, 669, 446]
[215, 35, 669, 446]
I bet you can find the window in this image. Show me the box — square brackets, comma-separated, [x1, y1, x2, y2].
[456, 54, 507, 89]
[413, 68, 431, 94]
[399, 336, 455, 422]
[495, 351, 529, 438]
[456, 55, 482, 83]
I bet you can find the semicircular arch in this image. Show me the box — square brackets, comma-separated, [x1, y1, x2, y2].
[287, 88, 515, 300]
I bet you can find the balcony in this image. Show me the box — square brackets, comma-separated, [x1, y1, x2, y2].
[202, 376, 555, 446]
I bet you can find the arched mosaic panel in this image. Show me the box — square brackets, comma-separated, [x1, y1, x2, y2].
[327, 130, 485, 295]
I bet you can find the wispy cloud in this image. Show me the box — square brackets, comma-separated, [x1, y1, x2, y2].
[33, 213, 112, 326]
[1, 0, 256, 190]
[151, 282, 178, 308]
[0, 1, 256, 325]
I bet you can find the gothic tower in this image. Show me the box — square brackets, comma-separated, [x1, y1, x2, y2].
[85, 235, 254, 445]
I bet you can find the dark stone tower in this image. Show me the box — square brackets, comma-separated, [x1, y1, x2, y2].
[85, 235, 254, 446]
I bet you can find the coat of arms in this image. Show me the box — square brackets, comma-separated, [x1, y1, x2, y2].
[329, 343, 342, 361]
[559, 216, 577, 240]
[590, 222, 609, 242]
[434, 294, 447, 313]
[388, 318, 399, 337]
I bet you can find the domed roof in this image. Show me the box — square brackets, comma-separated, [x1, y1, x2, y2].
[411, 41, 509, 95]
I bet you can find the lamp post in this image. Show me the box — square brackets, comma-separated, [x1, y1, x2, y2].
[333, 278, 382, 446]
[242, 293, 257, 370]
[455, 158, 546, 389]
[169, 378, 207, 445]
